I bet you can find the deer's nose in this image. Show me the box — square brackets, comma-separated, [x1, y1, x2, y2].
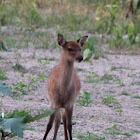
[77, 56, 83, 62]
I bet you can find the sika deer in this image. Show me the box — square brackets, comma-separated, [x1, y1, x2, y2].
[43, 34, 88, 140]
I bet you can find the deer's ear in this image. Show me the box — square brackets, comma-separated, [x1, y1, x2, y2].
[58, 34, 66, 47]
[77, 36, 88, 47]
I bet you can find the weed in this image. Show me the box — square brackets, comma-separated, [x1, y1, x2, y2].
[77, 131, 105, 140]
[102, 95, 121, 109]
[120, 90, 130, 96]
[89, 114, 97, 119]
[130, 129, 140, 134]
[131, 81, 140, 85]
[106, 125, 120, 140]
[136, 104, 140, 109]
[134, 121, 140, 126]
[38, 57, 56, 62]
[0, 69, 7, 80]
[12, 63, 27, 73]
[115, 109, 123, 116]
[101, 72, 113, 84]
[127, 22, 137, 44]
[10, 81, 31, 96]
[37, 58, 47, 65]
[105, 4, 117, 33]
[0, 108, 54, 139]
[77, 89, 92, 106]
[111, 66, 131, 71]
[76, 68, 86, 72]
[85, 71, 123, 85]
[132, 95, 140, 99]
[109, 25, 126, 49]
[0, 56, 4, 60]
[37, 72, 48, 80]
[28, 75, 39, 89]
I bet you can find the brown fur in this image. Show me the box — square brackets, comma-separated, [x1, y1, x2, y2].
[43, 34, 88, 140]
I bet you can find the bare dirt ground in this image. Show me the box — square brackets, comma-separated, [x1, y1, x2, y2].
[0, 47, 140, 140]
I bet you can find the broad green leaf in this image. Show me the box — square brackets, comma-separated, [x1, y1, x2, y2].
[127, 22, 136, 35]
[23, 109, 54, 123]
[83, 49, 92, 61]
[0, 117, 24, 138]
[75, 33, 83, 40]
[0, 82, 12, 95]
[87, 36, 94, 52]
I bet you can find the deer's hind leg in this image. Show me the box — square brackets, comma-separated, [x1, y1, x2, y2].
[62, 109, 68, 140]
[53, 109, 61, 140]
[65, 105, 73, 140]
[43, 105, 57, 140]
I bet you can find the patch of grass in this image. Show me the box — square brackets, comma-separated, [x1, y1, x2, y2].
[12, 63, 27, 73]
[76, 68, 86, 72]
[24, 127, 36, 131]
[0, 69, 8, 80]
[132, 95, 140, 99]
[10, 81, 31, 96]
[77, 89, 93, 106]
[115, 109, 123, 116]
[37, 72, 49, 80]
[134, 121, 140, 126]
[120, 90, 130, 96]
[37, 58, 47, 65]
[77, 131, 105, 140]
[85, 71, 123, 85]
[111, 66, 131, 71]
[104, 124, 134, 140]
[38, 57, 56, 61]
[131, 81, 140, 85]
[102, 95, 121, 109]
[136, 104, 140, 109]
[0, 56, 4, 60]
[130, 129, 140, 134]
[105, 90, 116, 93]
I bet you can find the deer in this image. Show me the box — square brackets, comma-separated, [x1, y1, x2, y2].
[43, 34, 88, 140]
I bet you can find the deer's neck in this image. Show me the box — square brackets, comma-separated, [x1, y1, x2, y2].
[59, 51, 74, 88]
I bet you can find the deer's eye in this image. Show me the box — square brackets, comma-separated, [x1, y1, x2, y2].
[68, 48, 73, 52]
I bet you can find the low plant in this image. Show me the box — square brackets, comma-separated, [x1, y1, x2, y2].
[37, 72, 48, 80]
[132, 95, 140, 99]
[0, 82, 11, 95]
[77, 89, 92, 106]
[0, 69, 7, 81]
[106, 125, 120, 140]
[102, 95, 121, 109]
[109, 25, 126, 49]
[10, 81, 31, 96]
[105, 4, 117, 33]
[77, 131, 105, 140]
[12, 63, 27, 73]
[127, 22, 137, 45]
[115, 109, 123, 116]
[120, 90, 130, 96]
[86, 71, 123, 85]
[0, 108, 54, 139]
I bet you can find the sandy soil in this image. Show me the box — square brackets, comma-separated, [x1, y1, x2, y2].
[0, 47, 140, 140]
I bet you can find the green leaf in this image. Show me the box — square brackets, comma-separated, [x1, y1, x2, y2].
[0, 82, 12, 95]
[83, 48, 92, 61]
[23, 109, 54, 123]
[0, 117, 24, 138]
[75, 33, 83, 40]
